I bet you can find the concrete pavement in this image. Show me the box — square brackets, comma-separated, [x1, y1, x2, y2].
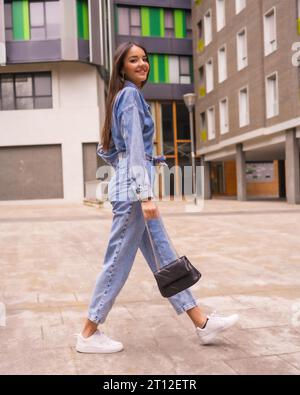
[1, 198, 300, 375]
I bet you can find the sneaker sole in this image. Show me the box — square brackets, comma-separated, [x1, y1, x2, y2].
[76, 345, 124, 354]
[198, 316, 239, 345]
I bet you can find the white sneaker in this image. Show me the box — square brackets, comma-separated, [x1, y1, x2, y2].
[196, 312, 239, 345]
[75, 330, 124, 353]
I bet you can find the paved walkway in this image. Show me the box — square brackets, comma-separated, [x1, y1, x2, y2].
[1, 199, 300, 375]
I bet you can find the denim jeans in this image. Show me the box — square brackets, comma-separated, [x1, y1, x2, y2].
[88, 159, 198, 324]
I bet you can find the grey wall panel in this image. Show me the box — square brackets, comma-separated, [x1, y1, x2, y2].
[142, 83, 194, 100]
[6, 40, 61, 63]
[0, 0, 6, 65]
[89, 0, 102, 65]
[61, 0, 78, 60]
[0, 145, 64, 201]
[114, 0, 191, 10]
[78, 40, 90, 62]
[82, 143, 98, 195]
[116, 36, 192, 55]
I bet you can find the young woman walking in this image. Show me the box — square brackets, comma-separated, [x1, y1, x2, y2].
[76, 42, 238, 353]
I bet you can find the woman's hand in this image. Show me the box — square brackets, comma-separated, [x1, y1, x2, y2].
[141, 200, 160, 220]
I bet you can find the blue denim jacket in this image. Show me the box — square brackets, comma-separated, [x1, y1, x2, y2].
[97, 80, 163, 200]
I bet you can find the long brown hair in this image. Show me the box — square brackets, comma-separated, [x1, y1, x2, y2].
[100, 42, 150, 151]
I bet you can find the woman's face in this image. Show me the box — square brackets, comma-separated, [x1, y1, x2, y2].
[122, 45, 149, 88]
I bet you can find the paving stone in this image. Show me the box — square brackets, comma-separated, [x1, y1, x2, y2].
[226, 355, 300, 375]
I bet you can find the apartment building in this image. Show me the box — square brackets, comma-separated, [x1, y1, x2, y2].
[193, 0, 300, 204]
[0, 0, 112, 202]
[113, 0, 194, 196]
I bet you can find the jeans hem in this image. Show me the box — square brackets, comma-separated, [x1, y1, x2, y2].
[174, 302, 198, 315]
[87, 314, 100, 325]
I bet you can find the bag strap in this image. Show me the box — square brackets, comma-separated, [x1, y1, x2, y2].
[144, 215, 180, 272]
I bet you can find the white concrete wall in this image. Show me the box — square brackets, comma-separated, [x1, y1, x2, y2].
[0, 61, 105, 202]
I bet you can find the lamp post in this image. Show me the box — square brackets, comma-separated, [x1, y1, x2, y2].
[183, 93, 197, 205]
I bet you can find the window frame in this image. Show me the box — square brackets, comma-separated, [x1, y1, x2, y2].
[4, 1, 13, 41]
[128, 6, 141, 36]
[263, 7, 277, 56]
[238, 85, 250, 128]
[236, 27, 248, 71]
[0, 71, 53, 111]
[117, 5, 141, 36]
[204, 8, 212, 46]
[216, 0, 226, 32]
[235, 0, 246, 15]
[205, 58, 214, 93]
[164, 9, 174, 38]
[219, 97, 229, 134]
[265, 71, 279, 119]
[218, 44, 227, 83]
[207, 106, 216, 140]
[28, 0, 60, 41]
[179, 56, 191, 84]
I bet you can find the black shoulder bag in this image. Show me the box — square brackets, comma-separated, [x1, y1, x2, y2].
[145, 217, 201, 298]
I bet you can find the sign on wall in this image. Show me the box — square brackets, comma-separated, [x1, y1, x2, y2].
[246, 162, 274, 182]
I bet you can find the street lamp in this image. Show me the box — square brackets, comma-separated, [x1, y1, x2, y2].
[183, 93, 197, 205]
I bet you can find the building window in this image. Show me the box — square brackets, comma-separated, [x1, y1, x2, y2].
[264, 8, 277, 56]
[164, 9, 174, 38]
[266, 73, 279, 118]
[200, 111, 207, 141]
[219, 97, 229, 134]
[129, 8, 141, 36]
[239, 87, 249, 127]
[0, 72, 52, 111]
[149, 55, 192, 84]
[30, 0, 60, 40]
[197, 19, 203, 39]
[205, 59, 214, 93]
[4, 1, 13, 41]
[118, 6, 141, 36]
[179, 57, 191, 84]
[199, 65, 205, 97]
[204, 9, 212, 46]
[235, 0, 246, 14]
[197, 19, 205, 52]
[237, 28, 248, 70]
[216, 0, 225, 32]
[5, 0, 60, 41]
[186, 12, 192, 39]
[207, 107, 216, 140]
[218, 45, 227, 83]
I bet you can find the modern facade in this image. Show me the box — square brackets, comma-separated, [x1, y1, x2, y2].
[0, 0, 112, 202]
[113, 0, 194, 196]
[193, 0, 300, 204]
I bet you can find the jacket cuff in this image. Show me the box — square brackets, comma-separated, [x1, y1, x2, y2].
[135, 184, 154, 201]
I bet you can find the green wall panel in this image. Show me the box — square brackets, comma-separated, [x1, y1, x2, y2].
[12, 0, 30, 40]
[157, 54, 165, 83]
[148, 54, 155, 83]
[141, 7, 150, 36]
[77, 0, 89, 40]
[148, 54, 169, 83]
[153, 54, 159, 83]
[149, 8, 161, 37]
[174, 9, 186, 38]
[142, 7, 164, 37]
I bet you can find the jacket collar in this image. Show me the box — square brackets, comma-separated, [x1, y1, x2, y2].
[124, 79, 141, 90]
